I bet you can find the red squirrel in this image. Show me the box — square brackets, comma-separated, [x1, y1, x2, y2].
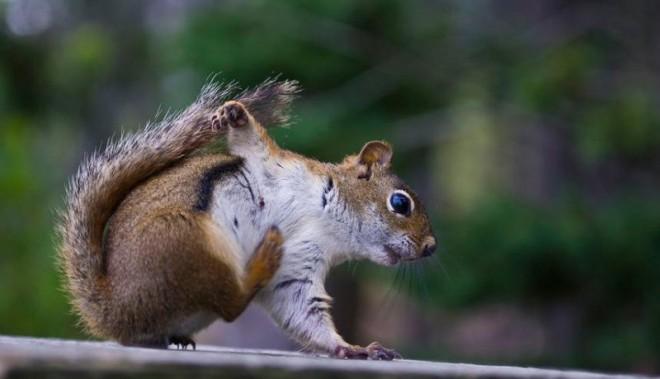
[57, 79, 436, 360]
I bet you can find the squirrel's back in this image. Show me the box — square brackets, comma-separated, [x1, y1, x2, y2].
[56, 79, 298, 338]
[107, 154, 240, 236]
[101, 154, 245, 341]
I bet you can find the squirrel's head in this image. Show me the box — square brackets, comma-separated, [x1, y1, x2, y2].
[332, 141, 436, 266]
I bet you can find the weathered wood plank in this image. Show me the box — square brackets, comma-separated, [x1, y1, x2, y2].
[0, 335, 652, 379]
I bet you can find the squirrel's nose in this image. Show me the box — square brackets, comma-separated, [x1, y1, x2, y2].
[421, 236, 437, 257]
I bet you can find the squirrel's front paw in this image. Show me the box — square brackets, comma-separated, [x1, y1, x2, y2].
[333, 342, 402, 361]
[216, 101, 249, 129]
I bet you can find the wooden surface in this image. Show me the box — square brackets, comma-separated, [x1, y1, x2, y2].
[0, 335, 653, 379]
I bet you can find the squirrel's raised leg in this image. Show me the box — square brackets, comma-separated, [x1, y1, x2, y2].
[216, 226, 284, 322]
[216, 101, 278, 159]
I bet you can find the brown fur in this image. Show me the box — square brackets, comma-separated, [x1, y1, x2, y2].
[57, 79, 433, 354]
[57, 80, 297, 346]
[334, 144, 434, 253]
[100, 155, 283, 346]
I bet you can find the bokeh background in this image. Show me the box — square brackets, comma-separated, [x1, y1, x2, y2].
[1, 0, 659, 375]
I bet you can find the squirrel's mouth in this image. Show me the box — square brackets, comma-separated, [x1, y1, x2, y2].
[384, 243, 420, 265]
[383, 244, 403, 265]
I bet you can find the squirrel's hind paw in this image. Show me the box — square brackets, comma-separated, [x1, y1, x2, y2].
[247, 226, 284, 288]
[168, 335, 196, 351]
[258, 226, 284, 281]
[219, 101, 249, 129]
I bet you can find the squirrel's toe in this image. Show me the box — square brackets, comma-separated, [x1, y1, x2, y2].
[220, 101, 249, 128]
[168, 335, 196, 351]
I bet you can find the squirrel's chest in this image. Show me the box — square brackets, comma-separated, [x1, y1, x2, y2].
[207, 161, 319, 263]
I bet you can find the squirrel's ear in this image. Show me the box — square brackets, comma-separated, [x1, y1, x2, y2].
[357, 141, 393, 179]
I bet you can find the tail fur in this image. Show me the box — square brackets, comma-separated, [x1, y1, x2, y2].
[56, 78, 299, 335]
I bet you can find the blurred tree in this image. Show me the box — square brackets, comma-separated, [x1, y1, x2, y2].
[0, 0, 658, 374]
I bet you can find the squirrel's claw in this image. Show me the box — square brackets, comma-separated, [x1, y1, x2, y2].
[219, 101, 249, 128]
[367, 342, 402, 360]
[168, 335, 196, 351]
[210, 101, 249, 132]
[333, 342, 401, 361]
[334, 345, 366, 359]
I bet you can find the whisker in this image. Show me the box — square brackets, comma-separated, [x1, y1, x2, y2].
[409, 264, 417, 297]
[433, 251, 452, 285]
[415, 261, 432, 305]
[404, 263, 414, 297]
[350, 260, 360, 276]
[392, 264, 405, 303]
[378, 265, 403, 319]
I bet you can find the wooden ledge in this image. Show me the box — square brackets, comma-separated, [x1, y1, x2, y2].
[0, 335, 651, 379]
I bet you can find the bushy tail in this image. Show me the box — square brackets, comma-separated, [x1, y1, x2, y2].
[56, 78, 299, 334]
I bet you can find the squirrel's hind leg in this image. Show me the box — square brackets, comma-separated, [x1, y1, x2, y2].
[218, 101, 278, 157]
[214, 226, 284, 322]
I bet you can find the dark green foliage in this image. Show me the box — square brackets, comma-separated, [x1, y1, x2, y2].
[0, 0, 658, 374]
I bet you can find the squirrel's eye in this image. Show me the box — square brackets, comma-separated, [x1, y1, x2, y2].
[388, 190, 413, 216]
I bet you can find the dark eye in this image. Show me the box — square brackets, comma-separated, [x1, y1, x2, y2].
[388, 191, 413, 216]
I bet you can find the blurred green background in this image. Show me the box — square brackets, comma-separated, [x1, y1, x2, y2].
[0, 0, 659, 375]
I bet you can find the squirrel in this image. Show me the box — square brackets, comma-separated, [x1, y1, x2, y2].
[57, 79, 436, 360]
